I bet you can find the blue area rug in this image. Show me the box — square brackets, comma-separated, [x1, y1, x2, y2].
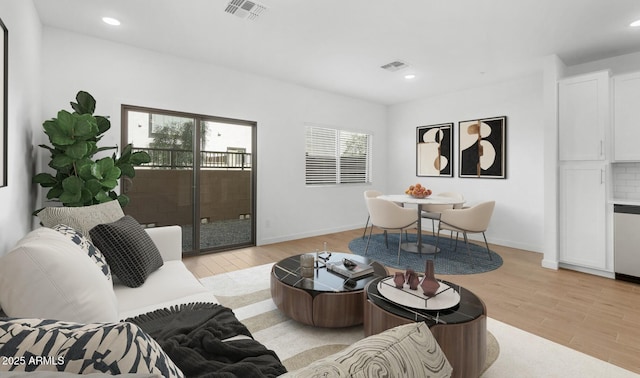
[349, 233, 503, 275]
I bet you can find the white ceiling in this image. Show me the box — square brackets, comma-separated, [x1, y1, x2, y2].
[33, 0, 640, 105]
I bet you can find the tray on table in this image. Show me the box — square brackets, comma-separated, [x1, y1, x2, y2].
[377, 276, 461, 310]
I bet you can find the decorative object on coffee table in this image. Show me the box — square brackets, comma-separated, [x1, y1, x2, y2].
[421, 259, 440, 297]
[393, 272, 405, 288]
[299, 253, 314, 278]
[376, 277, 460, 311]
[364, 277, 486, 378]
[407, 270, 419, 290]
[326, 258, 373, 279]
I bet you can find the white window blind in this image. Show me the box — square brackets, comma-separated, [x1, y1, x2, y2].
[305, 125, 372, 185]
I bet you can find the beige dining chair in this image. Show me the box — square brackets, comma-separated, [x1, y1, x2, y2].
[362, 190, 383, 239]
[364, 197, 418, 264]
[434, 201, 495, 262]
[421, 192, 465, 234]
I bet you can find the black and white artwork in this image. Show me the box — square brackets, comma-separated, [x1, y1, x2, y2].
[458, 116, 506, 179]
[416, 123, 453, 177]
[0, 18, 7, 187]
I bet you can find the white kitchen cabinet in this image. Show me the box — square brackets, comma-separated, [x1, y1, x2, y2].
[558, 71, 609, 161]
[559, 162, 607, 270]
[613, 72, 640, 161]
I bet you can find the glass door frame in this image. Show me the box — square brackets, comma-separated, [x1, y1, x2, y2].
[121, 104, 257, 256]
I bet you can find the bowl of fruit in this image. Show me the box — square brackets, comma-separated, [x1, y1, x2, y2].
[405, 183, 432, 198]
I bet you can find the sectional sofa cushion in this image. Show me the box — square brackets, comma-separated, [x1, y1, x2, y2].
[37, 200, 125, 240]
[0, 318, 183, 377]
[90, 215, 163, 288]
[52, 224, 112, 281]
[0, 228, 118, 323]
[281, 322, 452, 378]
[115, 260, 217, 320]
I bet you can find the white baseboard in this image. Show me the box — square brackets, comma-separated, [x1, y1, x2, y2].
[258, 223, 363, 246]
[541, 259, 559, 270]
[557, 263, 615, 279]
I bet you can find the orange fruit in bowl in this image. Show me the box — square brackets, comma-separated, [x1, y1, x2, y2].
[406, 183, 431, 198]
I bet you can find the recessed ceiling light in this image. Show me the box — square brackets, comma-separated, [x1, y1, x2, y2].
[102, 17, 121, 26]
[630, 19, 640, 27]
[404, 74, 416, 80]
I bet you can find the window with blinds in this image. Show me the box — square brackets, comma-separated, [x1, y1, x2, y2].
[305, 125, 372, 185]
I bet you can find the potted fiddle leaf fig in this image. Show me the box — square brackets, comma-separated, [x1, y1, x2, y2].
[33, 91, 150, 210]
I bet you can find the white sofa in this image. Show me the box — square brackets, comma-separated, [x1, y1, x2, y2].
[0, 217, 234, 377]
[0, 200, 217, 323]
[0, 220, 296, 377]
[0, 225, 216, 323]
[113, 225, 217, 320]
[0, 202, 453, 377]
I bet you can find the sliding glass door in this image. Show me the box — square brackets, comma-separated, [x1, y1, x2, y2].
[122, 105, 256, 255]
[198, 120, 254, 250]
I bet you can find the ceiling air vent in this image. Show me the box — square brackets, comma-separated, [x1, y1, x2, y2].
[225, 0, 267, 21]
[381, 60, 410, 72]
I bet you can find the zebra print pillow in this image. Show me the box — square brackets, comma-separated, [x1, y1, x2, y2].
[0, 318, 183, 377]
[52, 224, 112, 282]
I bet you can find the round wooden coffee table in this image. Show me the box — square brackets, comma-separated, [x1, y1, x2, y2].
[270, 252, 387, 328]
[364, 277, 487, 378]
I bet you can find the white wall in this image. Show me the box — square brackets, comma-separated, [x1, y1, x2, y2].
[0, 1, 42, 256]
[387, 74, 545, 252]
[566, 51, 640, 77]
[541, 55, 566, 269]
[40, 27, 388, 246]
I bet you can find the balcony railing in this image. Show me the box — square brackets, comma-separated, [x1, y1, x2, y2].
[134, 147, 252, 170]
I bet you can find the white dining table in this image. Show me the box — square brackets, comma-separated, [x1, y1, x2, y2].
[377, 194, 465, 255]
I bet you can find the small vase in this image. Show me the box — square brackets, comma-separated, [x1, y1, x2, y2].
[393, 272, 405, 288]
[421, 260, 440, 297]
[404, 269, 415, 284]
[407, 272, 420, 290]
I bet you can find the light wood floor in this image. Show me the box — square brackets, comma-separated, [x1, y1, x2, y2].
[183, 228, 640, 374]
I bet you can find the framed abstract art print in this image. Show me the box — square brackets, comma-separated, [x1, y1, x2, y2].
[458, 116, 506, 179]
[416, 123, 453, 177]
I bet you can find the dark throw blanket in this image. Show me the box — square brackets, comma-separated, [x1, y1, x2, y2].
[126, 303, 287, 378]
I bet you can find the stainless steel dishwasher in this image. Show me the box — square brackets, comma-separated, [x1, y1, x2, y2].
[614, 204, 640, 283]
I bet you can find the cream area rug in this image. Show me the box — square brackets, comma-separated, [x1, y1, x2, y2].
[199, 263, 637, 377]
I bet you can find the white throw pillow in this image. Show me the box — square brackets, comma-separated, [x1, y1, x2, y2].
[0, 228, 118, 323]
[37, 200, 125, 240]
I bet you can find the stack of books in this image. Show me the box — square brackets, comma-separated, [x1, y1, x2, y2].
[326, 258, 373, 279]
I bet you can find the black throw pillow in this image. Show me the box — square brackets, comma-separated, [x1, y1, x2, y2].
[90, 215, 163, 288]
